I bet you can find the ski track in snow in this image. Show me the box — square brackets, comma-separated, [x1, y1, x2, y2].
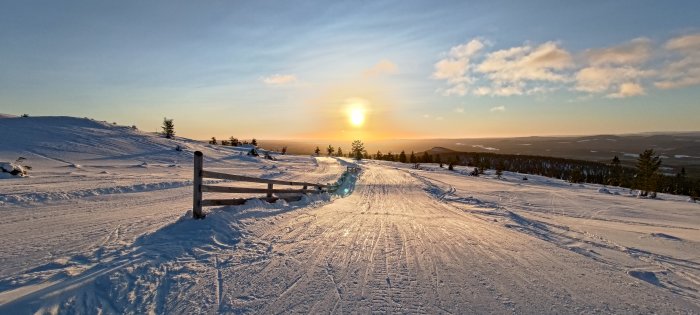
[1, 117, 699, 313]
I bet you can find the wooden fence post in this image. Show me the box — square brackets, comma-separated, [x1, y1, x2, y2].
[193, 151, 205, 219]
[267, 183, 273, 198]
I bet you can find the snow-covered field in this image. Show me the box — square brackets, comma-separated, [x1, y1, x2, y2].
[0, 116, 699, 313]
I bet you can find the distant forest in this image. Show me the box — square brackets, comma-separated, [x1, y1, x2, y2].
[370, 149, 699, 199]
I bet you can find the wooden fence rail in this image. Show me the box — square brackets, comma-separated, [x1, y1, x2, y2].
[192, 151, 338, 219]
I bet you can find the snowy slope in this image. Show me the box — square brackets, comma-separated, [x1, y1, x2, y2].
[0, 116, 699, 313]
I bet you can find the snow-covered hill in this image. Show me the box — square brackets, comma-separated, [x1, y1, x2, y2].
[0, 116, 698, 313]
[0, 116, 220, 167]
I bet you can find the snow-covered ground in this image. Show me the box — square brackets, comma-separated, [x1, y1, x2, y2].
[0, 116, 699, 313]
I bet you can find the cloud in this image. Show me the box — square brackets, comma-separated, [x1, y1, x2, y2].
[584, 37, 652, 66]
[574, 38, 655, 98]
[477, 41, 573, 85]
[432, 39, 485, 95]
[655, 33, 700, 89]
[433, 39, 572, 97]
[261, 74, 297, 85]
[490, 105, 506, 112]
[434, 34, 700, 99]
[607, 82, 645, 98]
[363, 59, 398, 77]
[575, 66, 654, 94]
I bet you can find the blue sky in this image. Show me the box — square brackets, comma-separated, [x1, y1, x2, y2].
[1, 1, 699, 139]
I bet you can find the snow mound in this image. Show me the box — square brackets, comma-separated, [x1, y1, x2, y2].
[597, 187, 611, 194]
[0, 162, 28, 177]
[650, 233, 683, 241]
[627, 270, 662, 286]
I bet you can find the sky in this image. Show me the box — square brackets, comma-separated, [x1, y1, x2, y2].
[1, 0, 699, 140]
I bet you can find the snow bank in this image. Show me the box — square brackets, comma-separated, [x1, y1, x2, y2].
[0, 162, 28, 177]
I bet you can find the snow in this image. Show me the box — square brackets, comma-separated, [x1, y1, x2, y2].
[0, 162, 28, 177]
[0, 116, 699, 313]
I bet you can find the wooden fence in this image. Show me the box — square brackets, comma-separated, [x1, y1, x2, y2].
[192, 151, 341, 219]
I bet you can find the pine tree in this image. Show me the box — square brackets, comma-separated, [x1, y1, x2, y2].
[375, 150, 382, 160]
[251, 138, 258, 146]
[495, 160, 505, 179]
[336, 147, 343, 157]
[281, 146, 287, 155]
[314, 146, 321, 155]
[569, 168, 584, 183]
[409, 151, 416, 163]
[161, 118, 175, 139]
[422, 152, 431, 163]
[210, 137, 217, 145]
[399, 150, 407, 163]
[675, 167, 687, 195]
[229, 137, 238, 146]
[327, 145, 335, 156]
[351, 140, 364, 160]
[635, 149, 662, 197]
[609, 155, 622, 186]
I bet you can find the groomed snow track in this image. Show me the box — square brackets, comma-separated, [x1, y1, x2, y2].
[0, 161, 699, 313]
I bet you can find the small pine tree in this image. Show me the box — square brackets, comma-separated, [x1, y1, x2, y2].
[609, 155, 623, 186]
[351, 140, 365, 160]
[327, 145, 335, 156]
[448, 162, 454, 171]
[210, 137, 217, 145]
[495, 160, 505, 179]
[422, 152, 431, 163]
[337, 147, 343, 157]
[409, 151, 416, 163]
[635, 149, 662, 197]
[251, 139, 258, 146]
[399, 150, 407, 163]
[281, 146, 288, 155]
[314, 146, 321, 155]
[230, 137, 238, 146]
[161, 117, 175, 139]
[375, 150, 382, 160]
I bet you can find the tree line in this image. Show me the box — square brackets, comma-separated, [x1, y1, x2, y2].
[317, 143, 697, 199]
[409, 149, 697, 198]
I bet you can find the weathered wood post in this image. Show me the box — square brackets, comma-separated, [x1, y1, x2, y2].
[193, 151, 205, 219]
[267, 183, 273, 198]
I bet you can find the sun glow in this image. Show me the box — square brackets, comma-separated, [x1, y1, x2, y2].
[349, 108, 365, 126]
[346, 98, 368, 127]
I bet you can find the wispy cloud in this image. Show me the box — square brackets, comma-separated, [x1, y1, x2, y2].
[433, 34, 700, 99]
[490, 105, 506, 112]
[574, 38, 654, 98]
[261, 74, 297, 85]
[584, 37, 652, 66]
[655, 33, 700, 89]
[363, 59, 398, 77]
[432, 39, 485, 96]
[607, 82, 645, 98]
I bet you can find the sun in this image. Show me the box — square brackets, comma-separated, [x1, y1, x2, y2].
[349, 107, 365, 127]
[345, 98, 368, 127]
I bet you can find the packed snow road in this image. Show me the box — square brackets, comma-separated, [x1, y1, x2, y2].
[1, 161, 699, 313]
[221, 162, 699, 314]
